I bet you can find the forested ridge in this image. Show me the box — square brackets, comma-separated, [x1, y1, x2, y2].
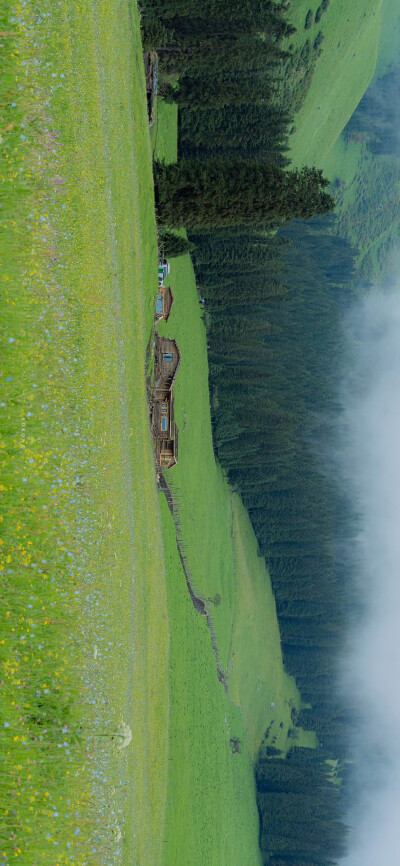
[143, 1, 356, 863]
[344, 64, 400, 156]
[195, 219, 356, 865]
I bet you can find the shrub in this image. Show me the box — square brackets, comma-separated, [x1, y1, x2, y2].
[305, 9, 313, 29]
[141, 19, 173, 51]
[314, 30, 325, 51]
[230, 736, 242, 754]
[159, 230, 194, 258]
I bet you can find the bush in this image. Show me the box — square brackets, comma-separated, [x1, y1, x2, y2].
[315, 5, 323, 22]
[162, 82, 177, 104]
[313, 30, 325, 51]
[230, 736, 242, 754]
[304, 9, 313, 29]
[159, 230, 194, 258]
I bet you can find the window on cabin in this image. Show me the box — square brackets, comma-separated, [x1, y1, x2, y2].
[163, 352, 173, 363]
[161, 403, 168, 414]
[161, 417, 168, 432]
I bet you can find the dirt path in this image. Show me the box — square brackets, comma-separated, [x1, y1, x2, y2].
[159, 472, 229, 694]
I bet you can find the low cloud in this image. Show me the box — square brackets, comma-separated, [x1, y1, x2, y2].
[337, 285, 400, 865]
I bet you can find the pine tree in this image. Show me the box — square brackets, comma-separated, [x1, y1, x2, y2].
[154, 160, 334, 229]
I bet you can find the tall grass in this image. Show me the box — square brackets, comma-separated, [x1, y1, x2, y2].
[0, 2, 135, 863]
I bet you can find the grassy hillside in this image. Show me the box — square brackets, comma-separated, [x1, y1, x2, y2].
[287, 0, 382, 167]
[157, 254, 236, 668]
[1, 2, 169, 863]
[324, 143, 400, 281]
[321, 0, 400, 282]
[160, 496, 263, 866]
[375, 0, 400, 77]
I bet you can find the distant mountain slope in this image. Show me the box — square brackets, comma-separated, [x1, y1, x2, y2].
[286, 0, 382, 168]
[374, 0, 400, 78]
[321, 0, 400, 283]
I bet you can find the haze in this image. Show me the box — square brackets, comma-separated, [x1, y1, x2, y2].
[338, 284, 400, 865]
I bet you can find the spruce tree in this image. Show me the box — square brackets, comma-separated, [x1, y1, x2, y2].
[154, 159, 334, 229]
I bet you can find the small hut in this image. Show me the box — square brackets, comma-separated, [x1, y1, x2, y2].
[153, 336, 181, 398]
[151, 337, 181, 469]
[152, 388, 178, 469]
[155, 285, 174, 323]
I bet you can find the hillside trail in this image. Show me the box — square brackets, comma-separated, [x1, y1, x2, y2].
[158, 472, 229, 695]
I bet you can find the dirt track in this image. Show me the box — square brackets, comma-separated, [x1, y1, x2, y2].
[159, 471, 228, 694]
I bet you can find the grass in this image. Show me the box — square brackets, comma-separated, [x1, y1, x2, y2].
[324, 141, 400, 281]
[1, 1, 169, 864]
[320, 0, 400, 283]
[157, 254, 236, 668]
[150, 98, 178, 164]
[287, 0, 382, 168]
[375, 0, 400, 77]
[159, 495, 263, 866]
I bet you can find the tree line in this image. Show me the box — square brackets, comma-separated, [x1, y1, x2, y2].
[193, 218, 357, 864]
[256, 749, 348, 865]
[143, 0, 334, 229]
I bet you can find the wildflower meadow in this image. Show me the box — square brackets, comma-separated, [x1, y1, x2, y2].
[1, 1, 170, 863]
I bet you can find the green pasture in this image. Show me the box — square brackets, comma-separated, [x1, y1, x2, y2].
[153, 100, 236, 668]
[157, 254, 236, 669]
[320, 0, 400, 282]
[159, 496, 262, 866]
[375, 0, 400, 77]
[150, 99, 178, 164]
[1, 1, 168, 864]
[287, 0, 382, 168]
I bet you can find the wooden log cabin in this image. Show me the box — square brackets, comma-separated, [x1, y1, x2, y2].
[152, 337, 181, 469]
[153, 336, 181, 398]
[155, 285, 174, 323]
[152, 388, 178, 469]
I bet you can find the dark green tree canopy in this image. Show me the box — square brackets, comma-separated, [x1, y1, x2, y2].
[154, 160, 334, 230]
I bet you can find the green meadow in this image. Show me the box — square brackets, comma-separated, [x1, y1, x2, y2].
[160, 495, 262, 866]
[320, 0, 400, 281]
[374, 0, 400, 77]
[1, 1, 168, 863]
[287, 0, 382, 168]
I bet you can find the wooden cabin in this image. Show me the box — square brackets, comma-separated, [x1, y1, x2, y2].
[153, 336, 181, 398]
[155, 285, 174, 323]
[152, 388, 178, 469]
[151, 337, 181, 469]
